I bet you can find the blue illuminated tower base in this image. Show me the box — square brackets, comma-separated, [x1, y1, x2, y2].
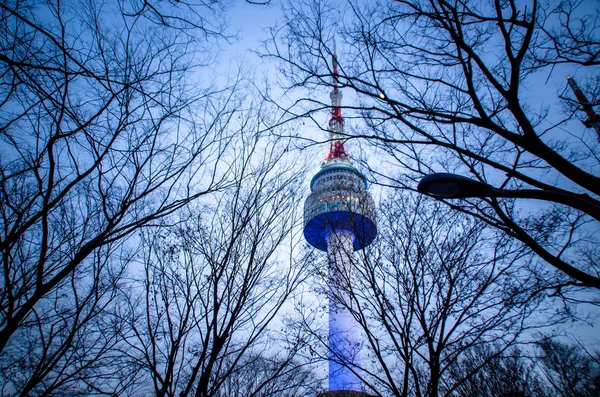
[327, 231, 363, 391]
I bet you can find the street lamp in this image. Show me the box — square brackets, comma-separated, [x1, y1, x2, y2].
[417, 173, 505, 199]
[417, 173, 600, 222]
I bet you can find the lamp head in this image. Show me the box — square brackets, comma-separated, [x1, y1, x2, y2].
[418, 173, 499, 199]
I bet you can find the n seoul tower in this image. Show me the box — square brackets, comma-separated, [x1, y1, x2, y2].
[304, 48, 377, 396]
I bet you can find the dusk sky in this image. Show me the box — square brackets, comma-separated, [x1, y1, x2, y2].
[1, 0, 598, 395]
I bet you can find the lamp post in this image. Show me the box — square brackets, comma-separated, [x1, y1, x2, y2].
[417, 173, 600, 222]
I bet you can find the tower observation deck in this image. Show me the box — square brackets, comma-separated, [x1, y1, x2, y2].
[303, 49, 377, 394]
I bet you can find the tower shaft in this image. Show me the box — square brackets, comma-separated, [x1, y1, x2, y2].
[327, 231, 362, 391]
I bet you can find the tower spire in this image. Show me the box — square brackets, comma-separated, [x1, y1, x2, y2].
[326, 41, 348, 161]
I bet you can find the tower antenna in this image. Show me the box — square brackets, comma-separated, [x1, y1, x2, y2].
[327, 38, 348, 160]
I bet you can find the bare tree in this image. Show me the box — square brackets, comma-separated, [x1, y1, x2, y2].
[0, 0, 253, 394]
[213, 354, 319, 397]
[266, 0, 600, 291]
[0, 242, 138, 396]
[537, 338, 600, 397]
[114, 129, 313, 397]
[446, 344, 548, 397]
[448, 339, 600, 397]
[298, 191, 559, 397]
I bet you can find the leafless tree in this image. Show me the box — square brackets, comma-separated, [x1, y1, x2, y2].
[213, 354, 319, 397]
[0, 241, 139, 396]
[536, 338, 600, 397]
[266, 0, 600, 291]
[114, 130, 313, 397]
[448, 339, 600, 397]
[446, 344, 548, 397]
[0, 0, 259, 394]
[298, 191, 560, 397]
